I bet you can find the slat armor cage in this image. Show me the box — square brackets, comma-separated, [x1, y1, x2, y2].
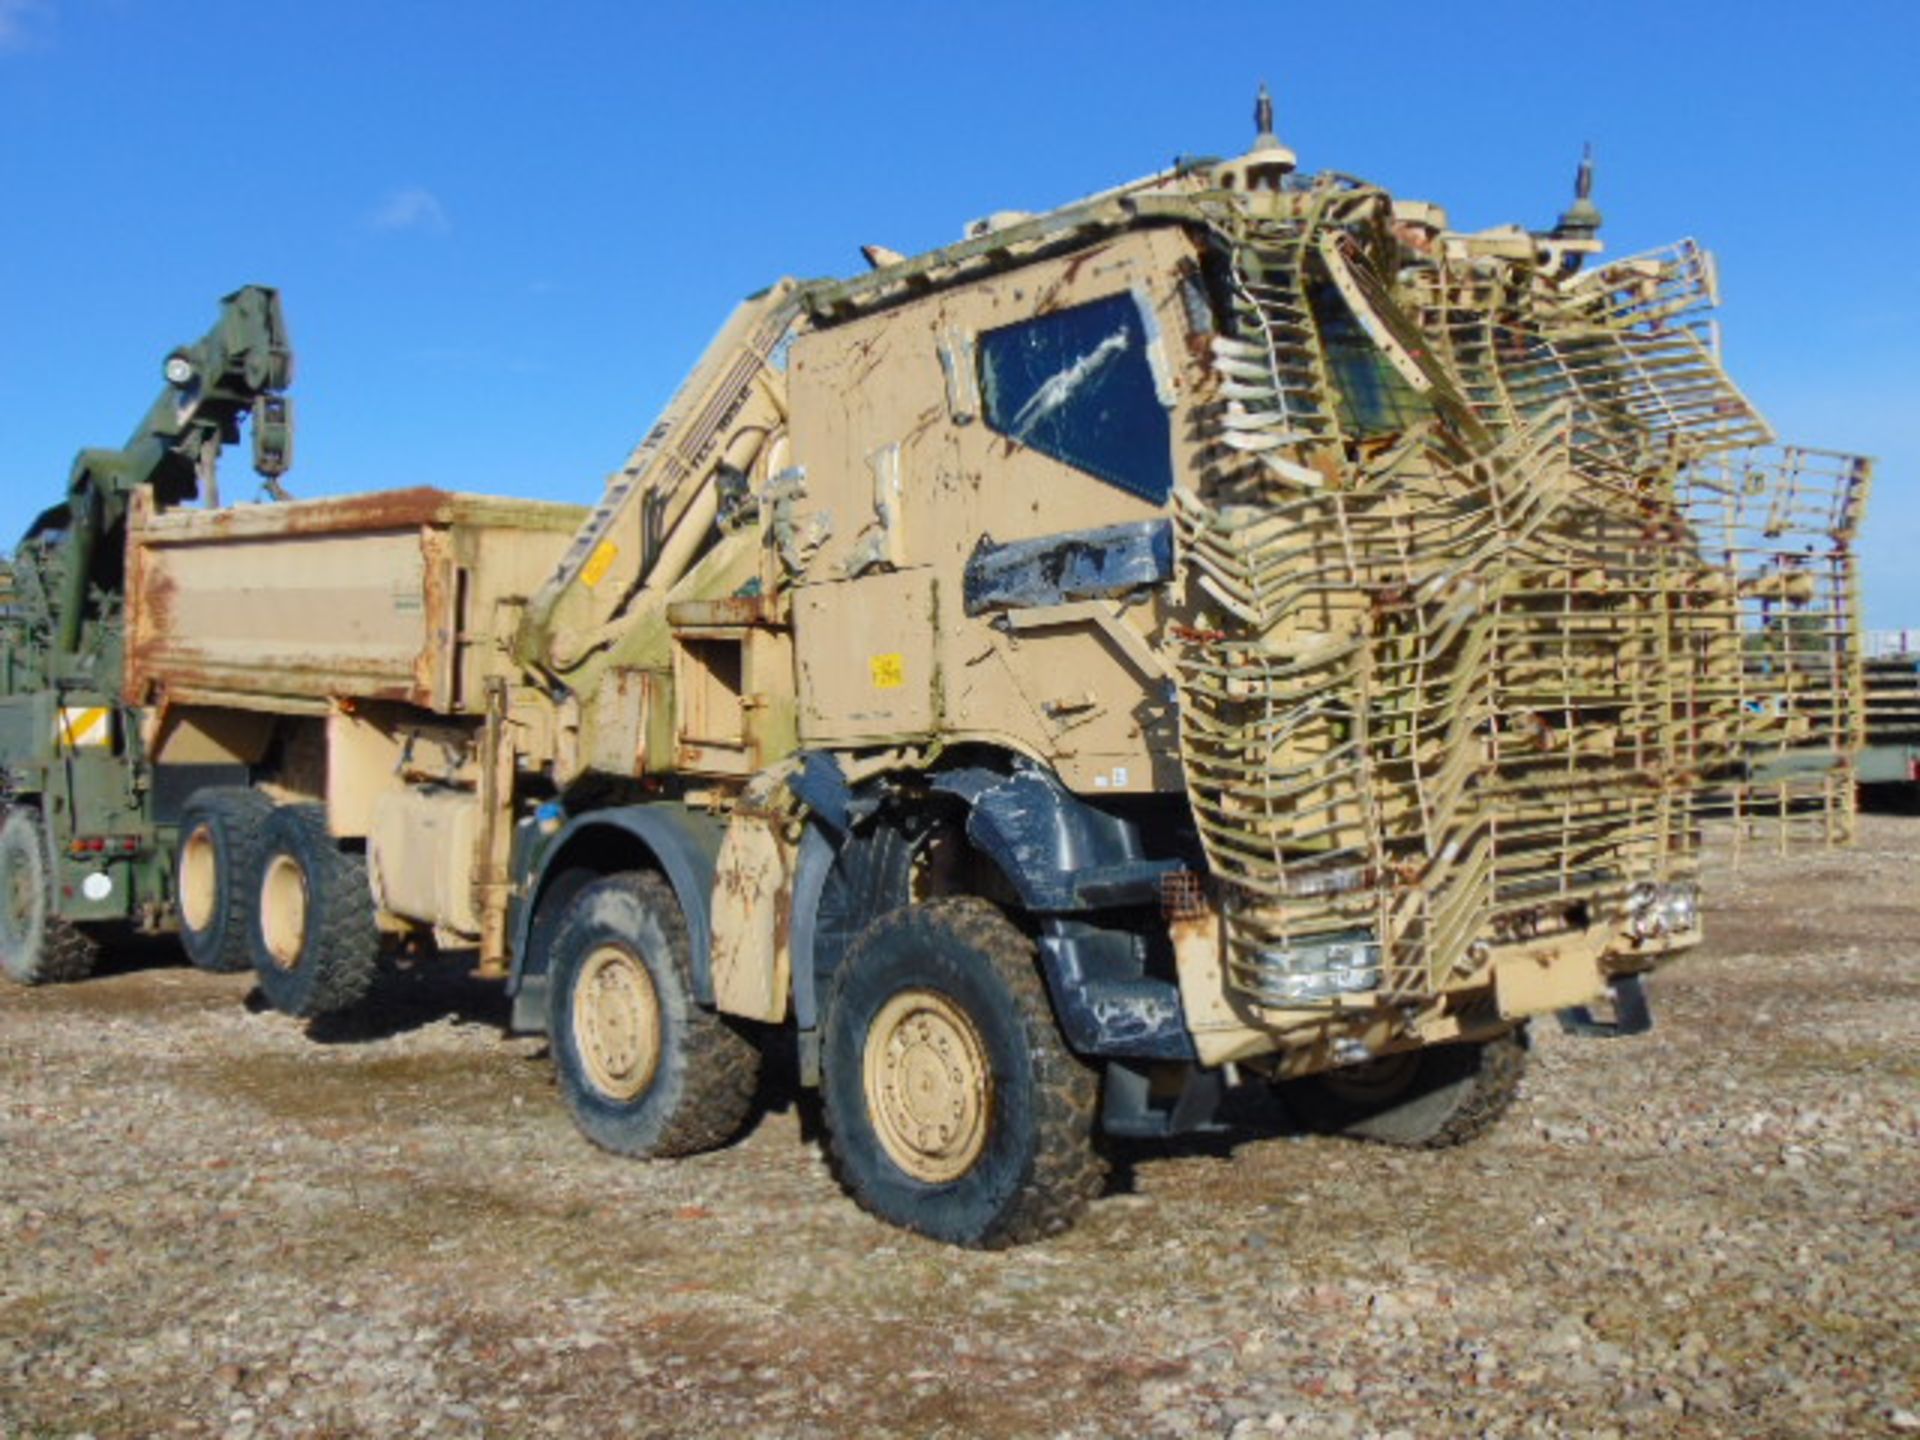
[1168, 179, 1869, 1016]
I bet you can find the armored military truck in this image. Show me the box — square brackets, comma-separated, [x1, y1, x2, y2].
[0, 288, 292, 985]
[115, 97, 1869, 1246]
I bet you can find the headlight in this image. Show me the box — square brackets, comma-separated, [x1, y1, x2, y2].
[1626, 881, 1699, 940]
[1251, 930, 1382, 1001]
[1660, 882, 1699, 934]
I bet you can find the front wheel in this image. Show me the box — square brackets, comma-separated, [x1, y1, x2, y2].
[1283, 1026, 1529, 1148]
[820, 897, 1104, 1248]
[0, 806, 98, 985]
[548, 872, 761, 1158]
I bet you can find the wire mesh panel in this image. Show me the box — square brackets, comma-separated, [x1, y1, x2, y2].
[1676, 446, 1872, 850]
[1167, 185, 1869, 1018]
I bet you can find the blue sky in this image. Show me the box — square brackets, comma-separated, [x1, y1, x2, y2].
[2, 0, 1914, 626]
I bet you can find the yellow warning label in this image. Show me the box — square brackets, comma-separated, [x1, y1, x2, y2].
[580, 540, 619, 589]
[56, 706, 112, 750]
[869, 653, 905, 690]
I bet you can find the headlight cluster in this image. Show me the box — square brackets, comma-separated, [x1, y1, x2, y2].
[1626, 880, 1699, 940]
[1252, 931, 1382, 1002]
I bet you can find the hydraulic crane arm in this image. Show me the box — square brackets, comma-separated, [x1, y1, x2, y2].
[514, 279, 803, 680]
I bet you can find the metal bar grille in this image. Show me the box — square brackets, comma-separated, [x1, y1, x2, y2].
[1168, 192, 1868, 1017]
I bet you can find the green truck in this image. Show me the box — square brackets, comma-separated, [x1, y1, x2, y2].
[0, 287, 292, 983]
[1860, 635, 1920, 793]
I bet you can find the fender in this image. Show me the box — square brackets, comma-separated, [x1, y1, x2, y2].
[786, 758, 1196, 1070]
[788, 823, 837, 1035]
[932, 762, 1180, 912]
[507, 803, 725, 1031]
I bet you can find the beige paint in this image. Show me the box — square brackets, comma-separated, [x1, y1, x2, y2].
[708, 812, 792, 1023]
[367, 787, 485, 938]
[793, 569, 940, 743]
[1493, 936, 1607, 1020]
[146, 705, 276, 766]
[127, 488, 580, 717]
[325, 709, 404, 839]
[784, 228, 1203, 794]
[1172, 908, 1283, 1066]
[112, 141, 1868, 1085]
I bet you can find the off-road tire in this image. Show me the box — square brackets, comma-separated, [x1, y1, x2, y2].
[248, 804, 380, 1018]
[0, 805, 100, 985]
[548, 872, 761, 1158]
[820, 897, 1105, 1248]
[175, 788, 273, 973]
[1285, 1026, 1529, 1148]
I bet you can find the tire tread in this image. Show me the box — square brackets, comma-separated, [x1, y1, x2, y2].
[822, 896, 1105, 1248]
[177, 787, 273, 974]
[1292, 1027, 1529, 1149]
[552, 872, 760, 1159]
[0, 806, 99, 986]
[251, 804, 379, 1018]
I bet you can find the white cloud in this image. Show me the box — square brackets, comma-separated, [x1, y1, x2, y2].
[0, 0, 48, 53]
[368, 187, 451, 235]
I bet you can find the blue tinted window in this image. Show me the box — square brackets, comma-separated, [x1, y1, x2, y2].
[1307, 281, 1431, 438]
[977, 291, 1174, 503]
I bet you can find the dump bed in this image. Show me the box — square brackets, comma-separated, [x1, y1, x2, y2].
[126, 487, 584, 716]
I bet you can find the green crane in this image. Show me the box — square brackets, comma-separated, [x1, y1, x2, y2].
[0, 286, 292, 984]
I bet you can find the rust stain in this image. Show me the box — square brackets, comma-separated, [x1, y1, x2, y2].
[666, 594, 784, 628]
[148, 487, 466, 543]
[418, 525, 453, 708]
[1034, 242, 1118, 315]
[123, 556, 178, 705]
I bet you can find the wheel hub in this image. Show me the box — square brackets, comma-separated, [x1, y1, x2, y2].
[573, 945, 662, 1101]
[259, 853, 309, 971]
[863, 988, 991, 1184]
[179, 824, 218, 933]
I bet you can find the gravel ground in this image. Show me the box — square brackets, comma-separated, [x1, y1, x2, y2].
[2, 815, 1916, 1439]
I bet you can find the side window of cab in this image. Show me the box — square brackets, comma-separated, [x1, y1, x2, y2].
[976, 291, 1174, 503]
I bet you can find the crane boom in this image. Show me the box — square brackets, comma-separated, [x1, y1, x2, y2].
[515, 279, 802, 680]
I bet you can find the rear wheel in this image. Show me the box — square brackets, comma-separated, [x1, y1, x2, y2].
[1284, 1027, 1529, 1148]
[175, 788, 273, 973]
[248, 804, 379, 1018]
[548, 872, 761, 1158]
[0, 805, 98, 986]
[820, 897, 1104, 1248]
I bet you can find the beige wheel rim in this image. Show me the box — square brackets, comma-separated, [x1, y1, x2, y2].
[179, 823, 218, 933]
[572, 945, 662, 1101]
[863, 988, 992, 1184]
[259, 853, 309, 972]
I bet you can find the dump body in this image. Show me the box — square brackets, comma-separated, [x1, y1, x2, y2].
[125, 486, 584, 717]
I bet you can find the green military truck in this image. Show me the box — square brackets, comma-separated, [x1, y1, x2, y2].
[1860, 634, 1920, 796]
[0, 287, 293, 984]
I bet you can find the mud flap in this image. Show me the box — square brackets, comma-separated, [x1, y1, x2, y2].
[1101, 1060, 1227, 1138]
[1557, 972, 1653, 1038]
